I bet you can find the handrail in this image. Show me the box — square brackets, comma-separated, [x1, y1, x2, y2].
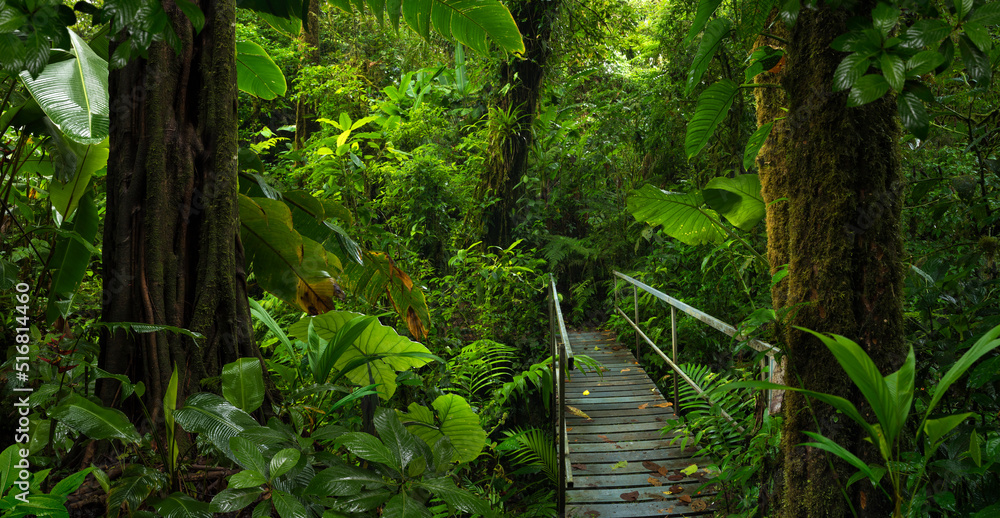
[548, 274, 574, 513]
[612, 271, 783, 428]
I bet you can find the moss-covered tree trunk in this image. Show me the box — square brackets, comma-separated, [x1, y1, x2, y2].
[99, 0, 257, 422]
[755, 4, 906, 517]
[477, 0, 556, 247]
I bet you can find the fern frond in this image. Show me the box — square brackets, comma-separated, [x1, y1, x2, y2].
[497, 427, 558, 483]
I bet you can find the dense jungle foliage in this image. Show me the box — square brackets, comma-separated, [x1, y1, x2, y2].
[0, 0, 998, 517]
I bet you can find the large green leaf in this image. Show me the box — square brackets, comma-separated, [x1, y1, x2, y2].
[173, 393, 261, 461]
[399, 394, 486, 463]
[685, 17, 732, 96]
[48, 139, 108, 221]
[289, 311, 436, 399]
[47, 393, 140, 444]
[45, 191, 99, 323]
[153, 492, 212, 518]
[236, 41, 287, 100]
[222, 358, 265, 413]
[924, 323, 1000, 419]
[702, 174, 765, 230]
[414, 476, 492, 516]
[898, 90, 930, 139]
[209, 488, 262, 514]
[239, 194, 343, 315]
[684, 0, 724, 45]
[382, 493, 432, 518]
[337, 0, 524, 55]
[627, 184, 726, 245]
[339, 432, 398, 467]
[19, 30, 108, 145]
[373, 408, 423, 473]
[685, 79, 738, 158]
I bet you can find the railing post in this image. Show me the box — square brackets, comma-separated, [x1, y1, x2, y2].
[671, 306, 678, 411]
[633, 285, 639, 360]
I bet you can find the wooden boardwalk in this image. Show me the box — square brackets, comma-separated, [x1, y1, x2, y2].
[563, 331, 716, 517]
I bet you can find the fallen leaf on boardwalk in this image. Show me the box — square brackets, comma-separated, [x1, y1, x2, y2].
[582, 390, 590, 395]
[634, 361, 639, 364]
[594, 346, 599, 350]
[584, 511, 600, 518]
[566, 427, 573, 431]
[645, 492, 667, 501]
[611, 460, 627, 470]
[658, 466, 669, 477]
[642, 461, 662, 472]
[647, 477, 662, 486]
[638, 403, 649, 409]
[566, 405, 591, 420]
[654, 402, 673, 408]
[620, 368, 631, 373]
[669, 485, 683, 494]
[681, 464, 698, 475]
[691, 500, 708, 512]
[620, 491, 639, 502]
[667, 474, 684, 481]
[679, 495, 692, 504]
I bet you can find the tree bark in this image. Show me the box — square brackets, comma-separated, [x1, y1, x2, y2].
[99, 0, 257, 423]
[755, 3, 906, 517]
[477, 0, 556, 247]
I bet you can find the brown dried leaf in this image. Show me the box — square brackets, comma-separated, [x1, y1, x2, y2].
[566, 405, 591, 420]
[620, 368, 631, 373]
[645, 492, 667, 501]
[647, 477, 662, 486]
[658, 466, 669, 477]
[620, 491, 639, 502]
[669, 485, 683, 494]
[667, 474, 684, 481]
[679, 495, 692, 504]
[642, 461, 662, 472]
[638, 403, 649, 410]
[691, 500, 708, 512]
[571, 463, 587, 470]
[654, 401, 673, 408]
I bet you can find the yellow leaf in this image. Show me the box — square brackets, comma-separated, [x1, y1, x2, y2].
[638, 403, 649, 410]
[681, 464, 698, 475]
[582, 390, 590, 396]
[566, 405, 591, 420]
[296, 277, 344, 315]
[611, 460, 627, 470]
[620, 368, 631, 373]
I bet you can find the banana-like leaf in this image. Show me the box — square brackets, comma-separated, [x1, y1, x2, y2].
[47, 393, 140, 444]
[236, 41, 287, 100]
[329, 0, 523, 55]
[19, 30, 109, 144]
[164, 364, 180, 471]
[173, 393, 261, 461]
[45, 191, 99, 323]
[289, 311, 436, 399]
[153, 492, 212, 518]
[48, 138, 109, 220]
[685, 79, 738, 159]
[239, 194, 344, 315]
[702, 174, 765, 231]
[627, 184, 727, 245]
[222, 358, 265, 413]
[399, 394, 486, 463]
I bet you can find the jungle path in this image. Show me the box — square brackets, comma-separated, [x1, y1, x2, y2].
[562, 330, 716, 517]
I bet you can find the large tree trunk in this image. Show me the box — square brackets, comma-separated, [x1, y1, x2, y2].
[476, 0, 555, 247]
[99, 0, 257, 423]
[755, 4, 906, 517]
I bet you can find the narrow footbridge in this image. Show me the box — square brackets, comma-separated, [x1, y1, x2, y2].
[547, 272, 781, 517]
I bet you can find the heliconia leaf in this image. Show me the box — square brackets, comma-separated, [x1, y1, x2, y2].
[685, 79, 738, 159]
[48, 393, 140, 444]
[49, 467, 94, 496]
[684, 0, 724, 45]
[627, 184, 727, 245]
[48, 139, 108, 221]
[685, 17, 732, 96]
[743, 122, 774, 170]
[924, 413, 976, 448]
[398, 394, 487, 463]
[801, 432, 881, 483]
[222, 358, 265, 413]
[847, 74, 890, 107]
[236, 41, 287, 100]
[703, 174, 765, 230]
[45, 191, 99, 323]
[19, 30, 108, 145]
[898, 90, 929, 139]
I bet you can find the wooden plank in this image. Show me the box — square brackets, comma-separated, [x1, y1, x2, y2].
[568, 480, 717, 501]
[566, 500, 714, 518]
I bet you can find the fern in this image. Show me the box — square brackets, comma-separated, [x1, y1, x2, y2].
[497, 427, 558, 484]
[661, 362, 755, 456]
[500, 358, 552, 409]
[541, 235, 597, 269]
[446, 339, 518, 398]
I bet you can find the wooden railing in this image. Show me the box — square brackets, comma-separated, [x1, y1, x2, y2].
[612, 271, 782, 426]
[547, 274, 574, 512]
